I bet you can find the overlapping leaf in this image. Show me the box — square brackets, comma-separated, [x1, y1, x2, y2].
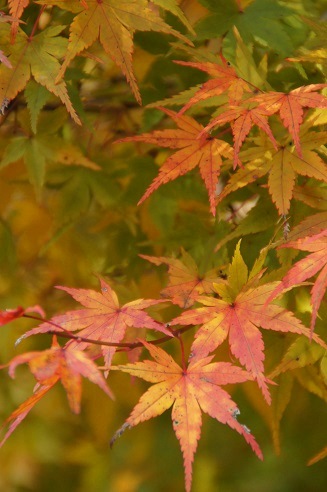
[196, 0, 303, 57]
[171, 243, 327, 403]
[111, 340, 262, 492]
[0, 337, 112, 447]
[175, 59, 251, 114]
[140, 250, 221, 308]
[8, 0, 29, 41]
[216, 132, 327, 215]
[1, 119, 99, 194]
[20, 278, 171, 371]
[0, 23, 80, 124]
[266, 229, 327, 333]
[251, 84, 327, 157]
[45, 0, 192, 104]
[116, 107, 233, 215]
[201, 101, 278, 168]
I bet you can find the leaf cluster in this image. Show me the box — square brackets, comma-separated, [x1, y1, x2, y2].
[0, 1, 327, 491]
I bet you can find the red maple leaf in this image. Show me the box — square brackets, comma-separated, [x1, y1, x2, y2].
[266, 229, 327, 334]
[251, 84, 327, 157]
[20, 278, 171, 371]
[111, 340, 262, 492]
[170, 243, 327, 403]
[0, 305, 45, 326]
[0, 337, 112, 447]
[116, 107, 233, 216]
[174, 60, 251, 114]
[201, 102, 279, 168]
[140, 250, 222, 308]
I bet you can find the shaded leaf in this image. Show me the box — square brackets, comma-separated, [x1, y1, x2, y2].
[268, 336, 325, 380]
[51, 0, 192, 104]
[140, 250, 221, 308]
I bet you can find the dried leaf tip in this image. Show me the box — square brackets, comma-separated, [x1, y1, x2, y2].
[110, 422, 131, 448]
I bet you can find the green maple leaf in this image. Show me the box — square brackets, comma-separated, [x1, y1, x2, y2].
[196, 0, 301, 57]
[0, 23, 80, 124]
[0, 109, 98, 195]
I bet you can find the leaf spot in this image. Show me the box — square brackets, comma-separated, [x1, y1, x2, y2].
[242, 424, 251, 434]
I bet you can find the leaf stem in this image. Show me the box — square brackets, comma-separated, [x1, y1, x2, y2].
[22, 313, 192, 349]
[177, 331, 187, 372]
[29, 5, 47, 39]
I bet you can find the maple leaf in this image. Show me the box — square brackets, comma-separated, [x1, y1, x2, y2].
[20, 278, 171, 371]
[0, 385, 52, 448]
[287, 211, 327, 242]
[170, 242, 327, 403]
[8, 0, 29, 42]
[201, 102, 279, 168]
[265, 229, 327, 334]
[140, 250, 222, 308]
[268, 336, 325, 380]
[116, 107, 233, 216]
[1, 108, 100, 194]
[175, 59, 251, 114]
[251, 84, 327, 157]
[0, 305, 44, 326]
[0, 337, 112, 447]
[49, 0, 192, 104]
[0, 23, 80, 124]
[111, 340, 262, 492]
[216, 132, 327, 215]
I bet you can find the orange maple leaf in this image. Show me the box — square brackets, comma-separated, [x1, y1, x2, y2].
[21, 278, 171, 371]
[266, 229, 327, 334]
[111, 340, 262, 492]
[140, 250, 222, 308]
[0, 337, 112, 447]
[251, 84, 327, 157]
[170, 243, 327, 403]
[51, 0, 192, 104]
[116, 107, 233, 216]
[8, 0, 29, 42]
[174, 60, 251, 114]
[201, 102, 279, 168]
